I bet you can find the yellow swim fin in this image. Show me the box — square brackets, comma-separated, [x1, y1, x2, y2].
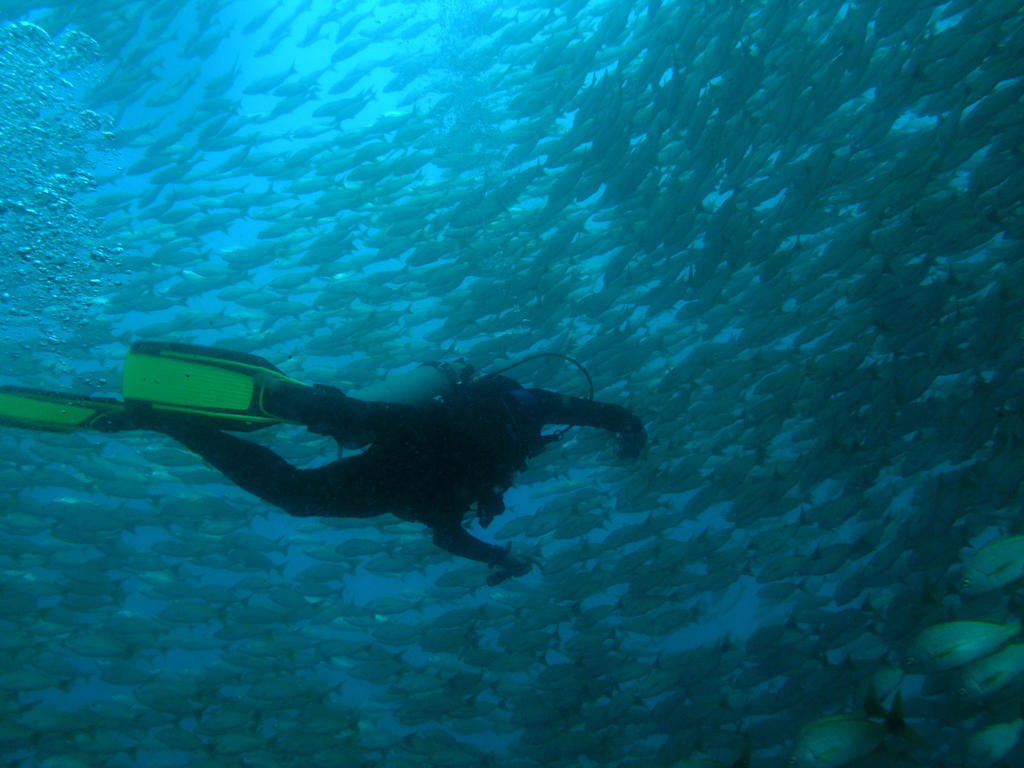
[0, 386, 129, 432]
[122, 341, 310, 430]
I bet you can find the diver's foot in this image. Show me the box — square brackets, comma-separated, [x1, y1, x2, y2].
[92, 408, 138, 433]
[121, 402, 192, 435]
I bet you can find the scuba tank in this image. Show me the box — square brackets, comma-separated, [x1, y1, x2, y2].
[345, 361, 473, 404]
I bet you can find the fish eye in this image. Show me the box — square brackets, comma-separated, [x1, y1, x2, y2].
[956, 687, 968, 697]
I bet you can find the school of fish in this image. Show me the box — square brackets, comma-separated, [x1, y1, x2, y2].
[1, 0, 1022, 766]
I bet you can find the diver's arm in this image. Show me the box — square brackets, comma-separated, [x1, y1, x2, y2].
[526, 389, 647, 457]
[432, 521, 508, 566]
[432, 522, 534, 584]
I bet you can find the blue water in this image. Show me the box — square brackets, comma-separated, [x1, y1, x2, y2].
[1, 0, 1023, 766]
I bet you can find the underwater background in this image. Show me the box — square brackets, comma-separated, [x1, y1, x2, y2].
[1, 0, 1023, 765]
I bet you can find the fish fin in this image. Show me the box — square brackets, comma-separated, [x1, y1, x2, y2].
[731, 746, 753, 768]
[886, 692, 925, 743]
[864, 681, 886, 719]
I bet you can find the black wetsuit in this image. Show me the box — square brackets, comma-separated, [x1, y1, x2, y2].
[152, 375, 645, 572]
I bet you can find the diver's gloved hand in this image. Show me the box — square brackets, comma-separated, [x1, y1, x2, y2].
[487, 547, 535, 586]
[477, 492, 505, 529]
[616, 417, 647, 459]
[451, 359, 475, 384]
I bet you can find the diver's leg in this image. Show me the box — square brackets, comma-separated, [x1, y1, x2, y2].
[262, 381, 428, 443]
[151, 420, 384, 519]
[148, 422, 316, 514]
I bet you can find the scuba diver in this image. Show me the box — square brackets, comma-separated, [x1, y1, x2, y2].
[0, 342, 646, 584]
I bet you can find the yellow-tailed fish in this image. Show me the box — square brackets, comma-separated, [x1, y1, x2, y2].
[960, 643, 1024, 699]
[966, 718, 1023, 766]
[910, 619, 1021, 671]
[792, 692, 916, 767]
[962, 535, 1024, 594]
[793, 714, 888, 767]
